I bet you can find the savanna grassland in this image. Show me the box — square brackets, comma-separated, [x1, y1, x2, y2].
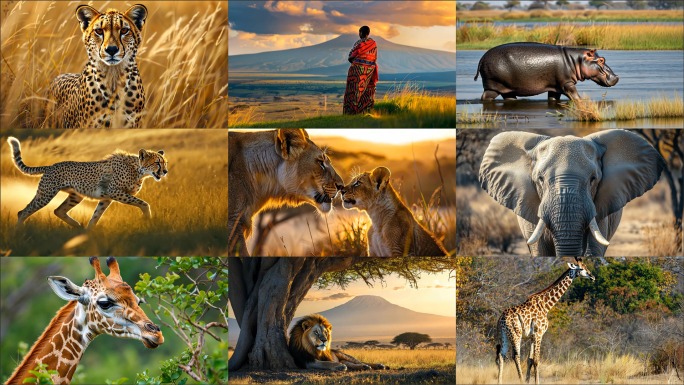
[0, 130, 227, 256]
[456, 10, 684, 50]
[240, 134, 456, 257]
[456, 257, 684, 385]
[229, 83, 456, 128]
[0, 1, 227, 128]
[228, 348, 455, 385]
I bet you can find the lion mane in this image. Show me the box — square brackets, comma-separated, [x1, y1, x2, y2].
[288, 314, 333, 368]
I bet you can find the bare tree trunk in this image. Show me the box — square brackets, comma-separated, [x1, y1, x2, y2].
[229, 257, 358, 371]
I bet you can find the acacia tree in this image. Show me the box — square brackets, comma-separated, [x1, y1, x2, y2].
[228, 257, 454, 371]
[391, 332, 432, 350]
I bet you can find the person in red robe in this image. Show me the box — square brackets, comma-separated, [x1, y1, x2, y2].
[343, 26, 378, 115]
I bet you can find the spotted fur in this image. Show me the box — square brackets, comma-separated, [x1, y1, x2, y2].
[47, 4, 147, 128]
[7, 136, 167, 228]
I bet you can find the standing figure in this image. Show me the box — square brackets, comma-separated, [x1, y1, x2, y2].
[497, 258, 595, 384]
[343, 26, 378, 115]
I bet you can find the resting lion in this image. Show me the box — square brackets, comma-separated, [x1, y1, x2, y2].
[229, 129, 343, 256]
[341, 166, 448, 257]
[288, 314, 387, 371]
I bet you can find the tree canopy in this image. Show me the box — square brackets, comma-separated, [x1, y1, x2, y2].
[391, 332, 432, 350]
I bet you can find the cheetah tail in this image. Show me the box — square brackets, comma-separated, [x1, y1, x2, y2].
[7, 137, 47, 175]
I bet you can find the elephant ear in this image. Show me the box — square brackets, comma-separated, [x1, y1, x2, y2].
[479, 132, 550, 224]
[587, 129, 665, 220]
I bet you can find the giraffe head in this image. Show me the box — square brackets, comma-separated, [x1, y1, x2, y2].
[568, 257, 595, 281]
[47, 257, 164, 349]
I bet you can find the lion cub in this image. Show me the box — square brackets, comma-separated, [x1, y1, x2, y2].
[341, 167, 447, 257]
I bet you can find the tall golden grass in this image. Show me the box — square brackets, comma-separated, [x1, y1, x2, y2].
[343, 348, 455, 369]
[458, 9, 684, 22]
[457, 23, 684, 50]
[456, 354, 659, 384]
[566, 93, 683, 121]
[1, 1, 227, 128]
[0, 129, 227, 256]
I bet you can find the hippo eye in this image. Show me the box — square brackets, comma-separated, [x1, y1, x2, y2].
[94, 28, 104, 36]
[97, 299, 114, 310]
[120, 27, 129, 35]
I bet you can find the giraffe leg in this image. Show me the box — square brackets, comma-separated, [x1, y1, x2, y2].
[53, 192, 84, 228]
[18, 186, 59, 226]
[87, 200, 112, 229]
[533, 333, 543, 385]
[513, 336, 524, 383]
[526, 339, 535, 383]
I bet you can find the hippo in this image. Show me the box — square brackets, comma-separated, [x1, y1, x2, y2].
[474, 42, 619, 101]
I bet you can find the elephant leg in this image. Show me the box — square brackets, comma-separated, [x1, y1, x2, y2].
[481, 89, 500, 100]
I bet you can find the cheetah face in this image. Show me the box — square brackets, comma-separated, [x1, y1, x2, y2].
[138, 149, 168, 181]
[76, 4, 147, 66]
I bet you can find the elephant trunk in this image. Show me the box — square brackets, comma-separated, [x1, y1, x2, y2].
[543, 185, 591, 257]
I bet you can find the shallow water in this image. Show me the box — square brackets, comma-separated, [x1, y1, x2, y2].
[457, 50, 684, 128]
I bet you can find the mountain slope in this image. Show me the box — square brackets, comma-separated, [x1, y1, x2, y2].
[229, 34, 456, 75]
[229, 295, 455, 345]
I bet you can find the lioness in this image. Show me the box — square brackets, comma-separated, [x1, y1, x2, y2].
[341, 166, 448, 257]
[229, 129, 343, 256]
[288, 314, 386, 371]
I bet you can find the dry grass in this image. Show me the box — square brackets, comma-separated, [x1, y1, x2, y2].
[0, 129, 227, 256]
[342, 348, 454, 370]
[565, 93, 684, 122]
[457, 23, 684, 50]
[1, 1, 227, 128]
[643, 222, 683, 256]
[456, 354, 663, 384]
[374, 83, 456, 120]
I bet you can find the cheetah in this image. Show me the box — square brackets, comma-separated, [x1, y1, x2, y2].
[7, 136, 168, 229]
[47, 4, 147, 128]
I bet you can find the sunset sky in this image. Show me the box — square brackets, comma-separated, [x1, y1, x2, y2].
[229, 1, 456, 55]
[296, 270, 455, 317]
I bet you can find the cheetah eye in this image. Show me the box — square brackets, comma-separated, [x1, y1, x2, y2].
[120, 27, 130, 35]
[94, 28, 104, 36]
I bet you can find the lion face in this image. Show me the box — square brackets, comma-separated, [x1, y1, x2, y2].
[304, 322, 332, 352]
[341, 167, 391, 211]
[275, 129, 343, 213]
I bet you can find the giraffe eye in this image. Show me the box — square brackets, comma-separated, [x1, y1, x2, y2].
[97, 299, 114, 310]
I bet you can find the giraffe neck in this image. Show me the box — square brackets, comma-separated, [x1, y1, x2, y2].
[7, 301, 94, 385]
[531, 269, 574, 313]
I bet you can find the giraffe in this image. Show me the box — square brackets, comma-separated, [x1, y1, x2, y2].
[6, 257, 164, 385]
[496, 258, 595, 384]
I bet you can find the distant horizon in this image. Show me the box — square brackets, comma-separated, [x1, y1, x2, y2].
[228, 32, 457, 56]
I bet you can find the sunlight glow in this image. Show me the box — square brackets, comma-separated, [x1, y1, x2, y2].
[306, 129, 455, 145]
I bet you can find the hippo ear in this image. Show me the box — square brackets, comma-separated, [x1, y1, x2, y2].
[587, 130, 665, 221]
[596, 57, 605, 67]
[479, 132, 550, 224]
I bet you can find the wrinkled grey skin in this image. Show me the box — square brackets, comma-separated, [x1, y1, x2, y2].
[475, 42, 619, 101]
[480, 129, 664, 257]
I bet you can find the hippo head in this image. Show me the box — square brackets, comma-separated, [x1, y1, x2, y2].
[581, 49, 619, 87]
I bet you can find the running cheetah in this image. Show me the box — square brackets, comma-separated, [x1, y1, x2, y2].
[7, 136, 168, 229]
[47, 4, 147, 128]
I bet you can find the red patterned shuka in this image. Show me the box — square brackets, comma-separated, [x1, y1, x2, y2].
[343, 37, 378, 115]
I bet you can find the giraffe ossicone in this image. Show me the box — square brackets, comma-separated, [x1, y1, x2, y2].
[496, 257, 594, 385]
[7, 257, 164, 385]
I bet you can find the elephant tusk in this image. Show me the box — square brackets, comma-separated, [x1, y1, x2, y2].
[589, 218, 610, 246]
[527, 218, 546, 245]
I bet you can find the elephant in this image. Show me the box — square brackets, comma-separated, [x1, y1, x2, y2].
[479, 129, 665, 256]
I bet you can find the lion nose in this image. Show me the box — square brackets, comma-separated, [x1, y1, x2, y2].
[105, 45, 119, 56]
[145, 322, 160, 332]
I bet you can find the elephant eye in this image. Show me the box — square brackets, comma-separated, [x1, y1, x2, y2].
[538, 176, 544, 183]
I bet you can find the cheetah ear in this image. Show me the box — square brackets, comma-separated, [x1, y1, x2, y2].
[370, 166, 391, 191]
[76, 5, 100, 32]
[125, 4, 148, 31]
[139, 149, 146, 160]
[157, 150, 165, 156]
[275, 129, 309, 160]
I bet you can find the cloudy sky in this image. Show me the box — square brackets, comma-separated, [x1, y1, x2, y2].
[229, 1, 456, 55]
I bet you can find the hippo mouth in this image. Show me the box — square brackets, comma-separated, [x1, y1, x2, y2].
[314, 191, 332, 204]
